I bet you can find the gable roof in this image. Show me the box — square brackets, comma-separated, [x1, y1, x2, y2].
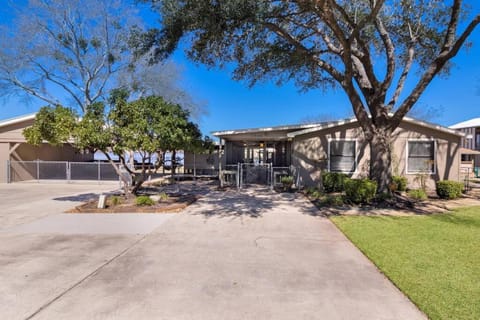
[449, 117, 480, 129]
[0, 113, 36, 129]
[287, 116, 463, 138]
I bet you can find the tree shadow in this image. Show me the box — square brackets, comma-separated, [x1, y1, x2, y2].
[192, 188, 276, 219]
[53, 192, 107, 202]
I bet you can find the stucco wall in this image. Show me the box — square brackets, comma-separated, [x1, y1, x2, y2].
[292, 122, 461, 190]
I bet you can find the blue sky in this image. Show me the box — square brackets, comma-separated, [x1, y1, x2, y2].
[1, 2, 479, 138]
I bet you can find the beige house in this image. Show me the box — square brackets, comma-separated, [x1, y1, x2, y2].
[0, 114, 92, 183]
[213, 117, 463, 190]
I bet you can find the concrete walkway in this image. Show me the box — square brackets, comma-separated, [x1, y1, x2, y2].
[0, 185, 426, 319]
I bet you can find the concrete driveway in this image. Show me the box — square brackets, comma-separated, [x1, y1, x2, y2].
[0, 184, 426, 320]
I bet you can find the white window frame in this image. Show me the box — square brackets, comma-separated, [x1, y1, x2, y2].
[405, 139, 436, 175]
[327, 138, 357, 174]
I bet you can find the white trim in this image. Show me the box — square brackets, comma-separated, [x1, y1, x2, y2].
[327, 138, 357, 174]
[0, 113, 36, 129]
[287, 116, 463, 138]
[405, 138, 436, 175]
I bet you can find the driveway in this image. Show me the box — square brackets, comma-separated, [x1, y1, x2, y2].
[0, 184, 426, 319]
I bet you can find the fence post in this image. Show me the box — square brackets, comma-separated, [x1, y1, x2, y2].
[36, 159, 40, 182]
[6, 160, 10, 183]
[98, 161, 101, 184]
[66, 162, 71, 182]
[270, 163, 274, 191]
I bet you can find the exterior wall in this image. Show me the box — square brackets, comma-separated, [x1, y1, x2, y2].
[12, 143, 93, 162]
[0, 143, 9, 183]
[184, 151, 219, 173]
[0, 119, 35, 143]
[292, 122, 461, 190]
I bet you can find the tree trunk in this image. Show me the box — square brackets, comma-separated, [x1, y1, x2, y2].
[369, 132, 393, 194]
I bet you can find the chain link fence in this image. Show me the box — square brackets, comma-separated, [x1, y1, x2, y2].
[8, 160, 119, 183]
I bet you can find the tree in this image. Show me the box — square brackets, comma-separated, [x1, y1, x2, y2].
[24, 95, 209, 194]
[0, 0, 200, 115]
[139, 0, 480, 192]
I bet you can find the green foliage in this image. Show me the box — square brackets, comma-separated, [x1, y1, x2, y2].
[305, 187, 323, 199]
[280, 176, 294, 187]
[436, 180, 464, 200]
[332, 207, 480, 320]
[344, 178, 377, 204]
[391, 176, 408, 192]
[109, 195, 122, 206]
[135, 195, 155, 206]
[23, 106, 76, 146]
[322, 172, 348, 193]
[407, 189, 428, 201]
[324, 194, 345, 207]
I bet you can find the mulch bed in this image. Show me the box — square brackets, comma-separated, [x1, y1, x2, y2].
[67, 194, 198, 214]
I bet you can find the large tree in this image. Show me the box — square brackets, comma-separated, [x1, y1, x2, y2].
[139, 0, 480, 192]
[0, 0, 200, 114]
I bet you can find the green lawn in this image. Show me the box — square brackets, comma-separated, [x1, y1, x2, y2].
[331, 207, 480, 320]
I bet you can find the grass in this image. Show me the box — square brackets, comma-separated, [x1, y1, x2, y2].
[331, 207, 480, 320]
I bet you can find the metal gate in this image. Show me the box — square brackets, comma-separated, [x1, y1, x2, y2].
[240, 163, 272, 187]
[220, 164, 295, 189]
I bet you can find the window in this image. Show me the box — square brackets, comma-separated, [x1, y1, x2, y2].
[407, 140, 435, 173]
[329, 140, 356, 173]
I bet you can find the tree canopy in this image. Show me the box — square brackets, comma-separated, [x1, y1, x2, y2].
[24, 94, 210, 193]
[0, 0, 202, 116]
[139, 0, 480, 191]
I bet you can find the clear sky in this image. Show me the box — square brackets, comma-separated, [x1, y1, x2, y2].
[1, 1, 479, 138]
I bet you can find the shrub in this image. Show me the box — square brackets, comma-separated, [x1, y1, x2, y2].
[436, 180, 464, 199]
[324, 194, 345, 206]
[392, 176, 408, 192]
[280, 176, 294, 189]
[110, 195, 122, 206]
[305, 187, 322, 199]
[407, 189, 427, 201]
[322, 172, 348, 193]
[344, 178, 377, 204]
[135, 195, 155, 206]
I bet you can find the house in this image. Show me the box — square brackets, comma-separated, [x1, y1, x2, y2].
[213, 117, 463, 190]
[449, 117, 480, 177]
[0, 114, 93, 183]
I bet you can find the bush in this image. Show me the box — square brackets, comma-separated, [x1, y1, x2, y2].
[407, 189, 427, 201]
[135, 195, 155, 206]
[305, 187, 322, 199]
[110, 195, 122, 206]
[324, 194, 345, 206]
[436, 180, 464, 199]
[392, 176, 408, 192]
[322, 172, 348, 193]
[344, 178, 377, 204]
[281, 175, 294, 186]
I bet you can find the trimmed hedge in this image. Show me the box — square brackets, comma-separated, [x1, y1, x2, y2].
[322, 172, 348, 193]
[436, 180, 463, 199]
[392, 176, 408, 192]
[344, 178, 377, 204]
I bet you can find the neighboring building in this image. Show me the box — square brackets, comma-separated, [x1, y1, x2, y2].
[213, 117, 463, 190]
[0, 114, 93, 183]
[449, 118, 480, 176]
